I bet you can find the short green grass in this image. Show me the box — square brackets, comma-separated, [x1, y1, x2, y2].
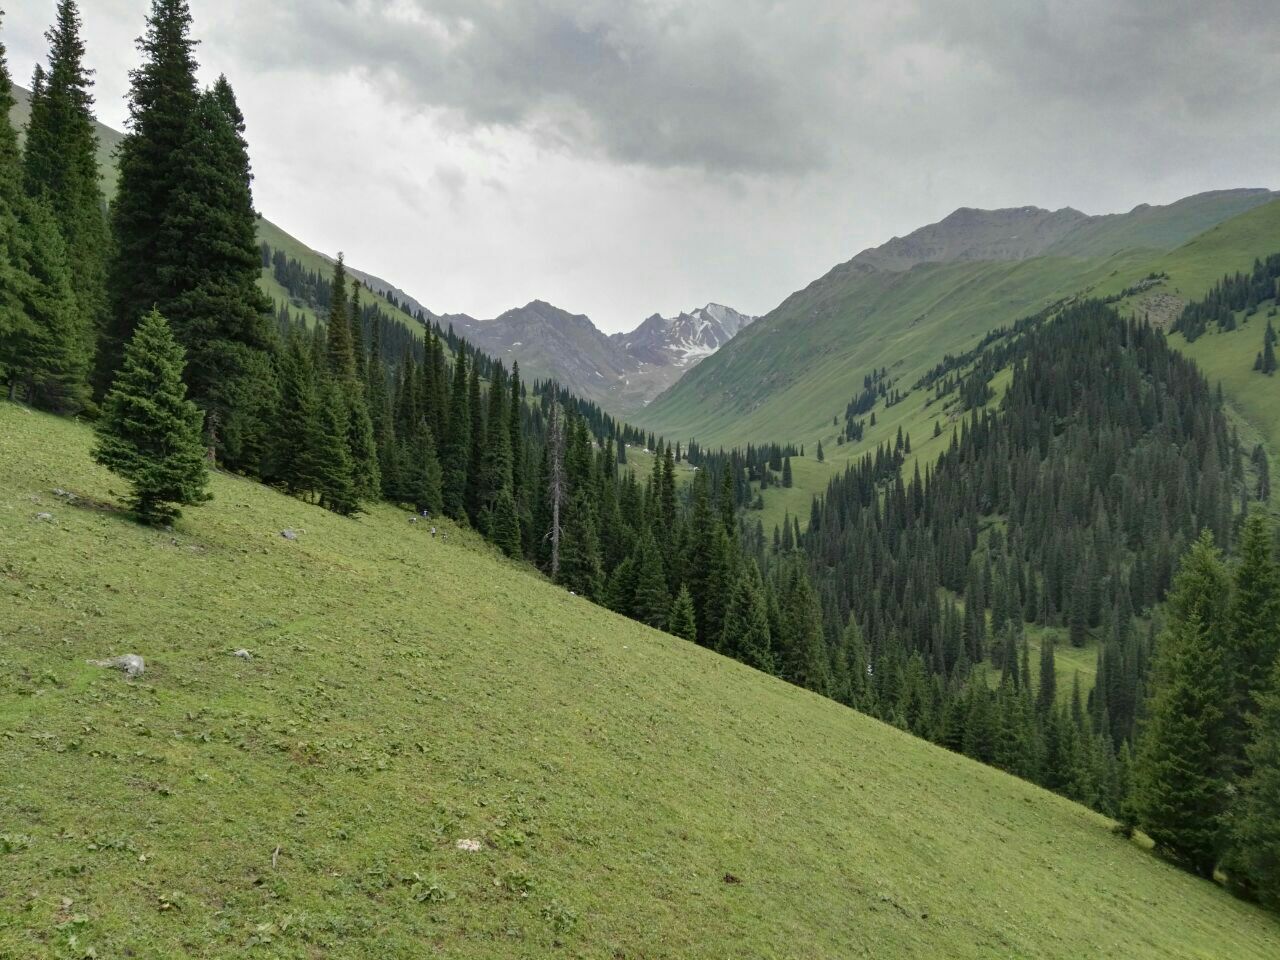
[2, 404, 1277, 958]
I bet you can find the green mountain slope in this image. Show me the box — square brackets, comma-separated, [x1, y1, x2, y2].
[3, 404, 1276, 958]
[644, 191, 1276, 450]
[1099, 198, 1280, 478]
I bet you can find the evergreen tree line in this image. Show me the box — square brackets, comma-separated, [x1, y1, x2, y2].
[781, 304, 1252, 822]
[1173, 253, 1280, 341]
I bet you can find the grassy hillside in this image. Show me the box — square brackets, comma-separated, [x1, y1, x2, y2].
[2, 404, 1276, 958]
[1046, 188, 1277, 258]
[644, 251, 1154, 448]
[1099, 198, 1280, 481]
[644, 192, 1275, 451]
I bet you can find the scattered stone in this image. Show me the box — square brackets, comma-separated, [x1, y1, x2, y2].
[88, 654, 146, 678]
[455, 838, 483, 853]
[232, 649, 253, 661]
[51, 488, 78, 502]
[280, 529, 298, 541]
[35, 512, 54, 522]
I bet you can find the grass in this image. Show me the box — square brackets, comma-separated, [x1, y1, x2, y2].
[2, 403, 1278, 959]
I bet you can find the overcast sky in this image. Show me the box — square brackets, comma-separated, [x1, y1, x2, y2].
[7, 1, 1278, 332]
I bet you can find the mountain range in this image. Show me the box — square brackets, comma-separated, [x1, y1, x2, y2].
[447, 300, 756, 411]
[642, 187, 1279, 447]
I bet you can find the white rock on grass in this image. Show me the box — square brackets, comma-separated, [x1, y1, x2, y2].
[88, 654, 145, 678]
[232, 649, 253, 660]
[455, 838, 483, 853]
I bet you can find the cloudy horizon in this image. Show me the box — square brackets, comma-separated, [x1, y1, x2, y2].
[7, 0, 1278, 332]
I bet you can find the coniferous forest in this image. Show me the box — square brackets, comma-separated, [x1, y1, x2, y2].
[2, 0, 1280, 923]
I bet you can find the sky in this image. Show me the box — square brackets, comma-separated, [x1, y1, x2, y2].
[6, 0, 1279, 332]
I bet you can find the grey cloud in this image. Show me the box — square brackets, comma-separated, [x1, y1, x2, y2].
[222, 0, 1280, 177]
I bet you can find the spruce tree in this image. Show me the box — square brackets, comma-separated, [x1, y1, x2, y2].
[315, 379, 358, 515]
[720, 560, 773, 673]
[161, 80, 275, 462]
[558, 490, 603, 599]
[464, 359, 486, 523]
[489, 488, 522, 559]
[1037, 637, 1057, 714]
[270, 331, 323, 497]
[782, 456, 794, 488]
[1229, 659, 1280, 909]
[631, 531, 670, 628]
[325, 254, 356, 381]
[1225, 510, 1280, 774]
[7, 193, 87, 412]
[0, 15, 25, 383]
[1133, 531, 1233, 876]
[93, 309, 208, 524]
[105, 0, 200, 388]
[442, 351, 470, 519]
[23, 0, 109, 384]
[667, 585, 697, 643]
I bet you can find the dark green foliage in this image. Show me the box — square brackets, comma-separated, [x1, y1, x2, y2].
[489, 488, 522, 559]
[720, 560, 773, 673]
[631, 532, 670, 628]
[558, 490, 603, 600]
[268, 331, 323, 497]
[92, 310, 208, 524]
[22, 0, 109, 386]
[1225, 511, 1280, 774]
[105, 0, 200, 387]
[1133, 532, 1232, 877]
[160, 79, 275, 461]
[5, 193, 88, 412]
[782, 456, 793, 488]
[442, 351, 469, 519]
[1229, 660, 1280, 909]
[315, 379, 358, 516]
[667, 585, 697, 643]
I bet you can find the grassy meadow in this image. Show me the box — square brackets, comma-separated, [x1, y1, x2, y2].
[2, 404, 1277, 958]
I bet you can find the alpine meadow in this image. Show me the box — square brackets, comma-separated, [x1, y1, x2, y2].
[2, 2, 1279, 958]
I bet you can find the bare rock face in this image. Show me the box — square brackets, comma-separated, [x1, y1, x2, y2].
[88, 654, 145, 678]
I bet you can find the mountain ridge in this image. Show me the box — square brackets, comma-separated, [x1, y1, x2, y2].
[642, 189, 1279, 446]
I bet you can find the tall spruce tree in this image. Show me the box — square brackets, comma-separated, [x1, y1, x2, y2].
[7, 194, 87, 411]
[269, 330, 323, 496]
[93, 309, 208, 524]
[442, 350, 470, 519]
[0, 14, 25, 383]
[105, 0, 200, 389]
[1229, 659, 1280, 909]
[161, 79, 275, 463]
[23, 0, 109, 384]
[1133, 531, 1233, 876]
[1225, 511, 1280, 775]
[0, 24, 86, 412]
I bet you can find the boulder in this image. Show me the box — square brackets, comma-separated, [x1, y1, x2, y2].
[88, 654, 146, 678]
